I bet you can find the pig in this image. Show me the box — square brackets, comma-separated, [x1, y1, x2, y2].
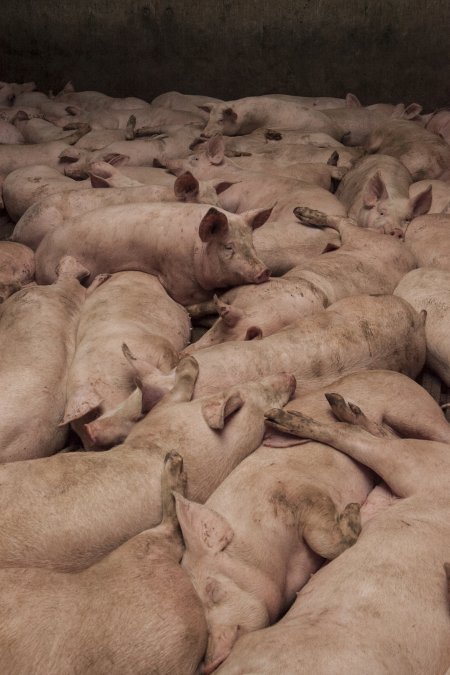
[178, 366, 450, 673]
[169, 135, 354, 179]
[135, 294, 426, 400]
[404, 213, 450, 268]
[0, 256, 95, 462]
[0, 452, 208, 675]
[409, 179, 450, 213]
[336, 154, 432, 235]
[0, 117, 24, 144]
[395, 268, 450, 386]
[0, 140, 81, 180]
[252, 219, 340, 276]
[202, 97, 344, 139]
[323, 103, 422, 146]
[365, 119, 450, 180]
[35, 203, 271, 305]
[217, 129, 346, 159]
[13, 171, 218, 249]
[424, 108, 450, 145]
[0, 81, 36, 107]
[0, 241, 35, 301]
[13, 115, 90, 144]
[185, 207, 415, 351]
[240, 399, 450, 675]
[63, 271, 190, 448]
[3, 161, 142, 221]
[0, 358, 294, 570]
[152, 91, 224, 117]
[57, 124, 203, 179]
[54, 82, 149, 111]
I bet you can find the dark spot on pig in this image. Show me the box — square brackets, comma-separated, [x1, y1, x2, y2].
[311, 360, 323, 377]
[270, 487, 297, 525]
[400, 520, 411, 527]
[265, 130, 282, 141]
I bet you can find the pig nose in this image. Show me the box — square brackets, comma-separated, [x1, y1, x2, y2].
[389, 228, 404, 240]
[254, 267, 270, 284]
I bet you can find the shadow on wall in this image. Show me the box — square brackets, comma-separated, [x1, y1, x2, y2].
[2, 0, 450, 108]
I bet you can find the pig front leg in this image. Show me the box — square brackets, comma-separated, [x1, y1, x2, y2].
[298, 487, 361, 560]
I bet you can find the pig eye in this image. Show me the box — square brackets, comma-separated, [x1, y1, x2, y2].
[224, 244, 234, 252]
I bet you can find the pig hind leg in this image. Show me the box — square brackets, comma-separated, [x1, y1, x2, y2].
[299, 487, 361, 560]
[325, 393, 396, 438]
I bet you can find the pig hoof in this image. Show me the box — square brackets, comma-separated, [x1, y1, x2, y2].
[325, 393, 363, 424]
[293, 206, 328, 228]
[265, 129, 283, 141]
[339, 502, 362, 544]
[163, 451, 188, 496]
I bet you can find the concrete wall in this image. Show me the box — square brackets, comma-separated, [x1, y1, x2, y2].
[2, 0, 450, 109]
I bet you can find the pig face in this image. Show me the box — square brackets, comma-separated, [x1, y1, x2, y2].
[165, 135, 228, 180]
[360, 172, 432, 236]
[175, 496, 276, 673]
[202, 105, 240, 137]
[195, 208, 271, 290]
[185, 295, 263, 354]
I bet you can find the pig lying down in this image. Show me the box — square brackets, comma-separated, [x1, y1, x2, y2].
[0, 452, 207, 675]
[35, 202, 270, 304]
[0, 359, 294, 570]
[231, 398, 450, 675]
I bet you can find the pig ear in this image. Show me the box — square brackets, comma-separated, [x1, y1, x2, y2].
[242, 207, 273, 230]
[199, 208, 229, 242]
[174, 171, 199, 202]
[345, 93, 361, 108]
[201, 391, 244, 430]
[213, 295, 244, 328]
[58, 147, 82, 163]
[66, 105, 83, 116]
[60, 386, 103, 425]
[61, 81, 75, 94]
[89, 170, 112, 188]
[214, 181, 235, 195]
[402, 103, 423, 120]
[411, 184, 432, 217]
[205, 135, 225, 165]
[102, 152, 129, 167]
[174, 494, 234, 553]
[363, 172, 389, 208]
[122, 343, 176, 413]
[197, 105, 212, 114]
[223, 107, 238, 123]
[245, 326, 263, 341]
[11, 109, 30, 122]
[390, 103, 406, 119]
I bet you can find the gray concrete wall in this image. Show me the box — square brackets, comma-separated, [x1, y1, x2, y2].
[2, 0, 449, 109]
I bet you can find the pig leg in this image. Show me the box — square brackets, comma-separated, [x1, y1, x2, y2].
[264, 408, 421, 498]
[126, 451, 188, 560]
[294, 206, 355, 235]
[299, 487, 361, 559]
[186, 299, 218, 318]
[161, 355, 199, 405]
[325, 393, 396, 438]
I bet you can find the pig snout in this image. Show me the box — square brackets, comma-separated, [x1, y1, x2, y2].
[253, 266, 270, 284]
[388, 227, 405, 240]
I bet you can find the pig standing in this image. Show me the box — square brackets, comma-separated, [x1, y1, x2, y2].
[0, 358, 294, 570]
[0, 452, 208, 675]
[35, 203, 271, 304]
[395, 268, 450, 386]
[0, 257, 94, 462]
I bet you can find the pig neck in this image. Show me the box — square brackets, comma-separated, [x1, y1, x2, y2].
[192, 241, 219, 298]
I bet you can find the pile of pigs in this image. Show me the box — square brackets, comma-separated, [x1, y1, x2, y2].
[2, 78, 450, 674]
